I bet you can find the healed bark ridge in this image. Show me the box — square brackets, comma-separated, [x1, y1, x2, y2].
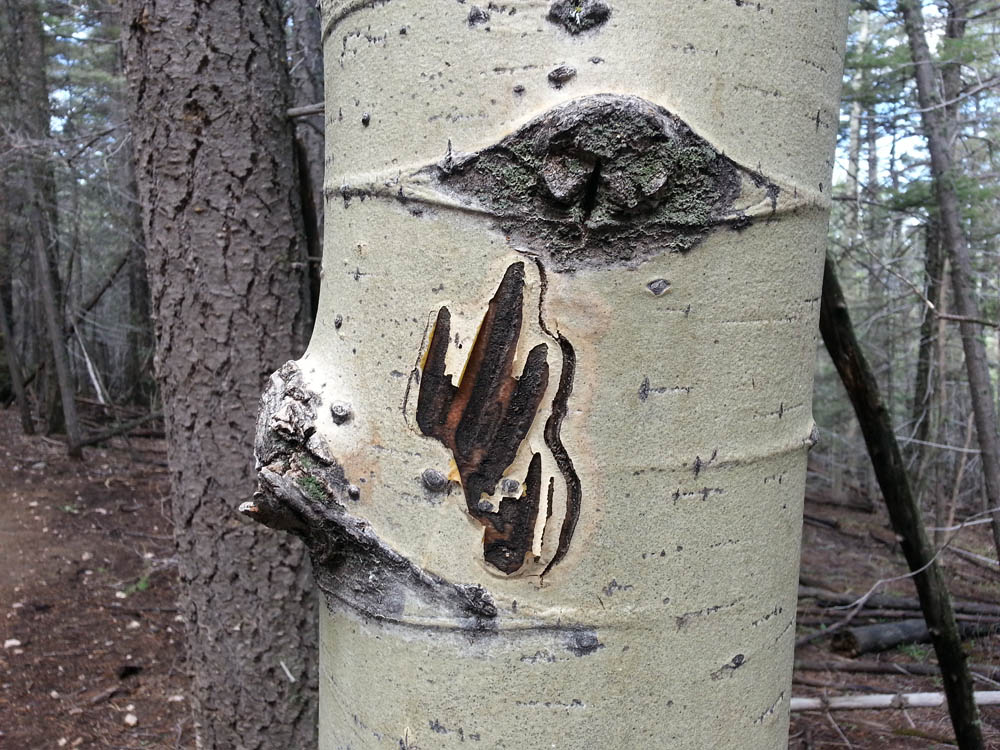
[243, 361, 497, 625]
[417, 263, 581, 575]
[430, 94, 771, 271]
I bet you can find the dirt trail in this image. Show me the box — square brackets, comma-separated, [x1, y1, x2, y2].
[0, 410, 192, 748]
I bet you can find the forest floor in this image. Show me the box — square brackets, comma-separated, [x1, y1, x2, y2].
[0, 407, 999, 749]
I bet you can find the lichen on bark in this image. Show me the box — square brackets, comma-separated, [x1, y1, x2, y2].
[425, 94, 773, 271]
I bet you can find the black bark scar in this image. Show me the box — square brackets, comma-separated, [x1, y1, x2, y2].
[416, 263, 551, 573]
[541, 333, 581, 578]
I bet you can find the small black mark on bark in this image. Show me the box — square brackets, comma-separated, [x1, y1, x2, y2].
[710, 653, 746, 680]
[330, 401, 353, 424]
[513, 84, 525, 95]
[334, 314, 343, 329]
[589, 56, 604, 64]
[547, 65, 577, 88]
[467, 5, 490, 25]
[602, 579, 633, 596]
[361, 112, 371, 127]
[647, 279, 671, 296]
[638, 376, 687, 401]
[520, 650, 557, 663]
[566, 628, 604, 656]
[547, 0, 612, 34]
[692, 448, 717, 478]
[421, 468, 450, 492]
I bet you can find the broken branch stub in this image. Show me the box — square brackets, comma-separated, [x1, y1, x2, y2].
[243, 362, 496, 625]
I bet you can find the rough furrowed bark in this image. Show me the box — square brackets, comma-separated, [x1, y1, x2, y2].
[244, 2, 848, 747]
[120, 1, 318, 747]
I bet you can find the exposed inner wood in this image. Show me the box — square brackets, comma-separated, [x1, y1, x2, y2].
[417, 262, 580, 574]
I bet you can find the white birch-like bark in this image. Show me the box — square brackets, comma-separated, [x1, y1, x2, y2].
[245, 2, 848, 747]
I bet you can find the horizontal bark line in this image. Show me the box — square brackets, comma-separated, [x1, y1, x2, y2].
[328, 172, 824, 223]
[622, 427, 820, 475]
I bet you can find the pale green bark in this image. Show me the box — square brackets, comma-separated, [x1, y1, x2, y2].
[247, 1, 848, 747]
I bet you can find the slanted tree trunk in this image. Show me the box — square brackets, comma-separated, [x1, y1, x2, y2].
[242, 2, 850, 747]
[120, 1, 318, 747]
[898, 0, 1000, 564]
[819, 254, 982, 749]
[30, 195, 82, 458]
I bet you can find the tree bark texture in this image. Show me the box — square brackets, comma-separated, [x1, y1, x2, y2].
[819, 255, 983, 749]
[245, 2, 848, 747]
[898, 0, 1000, 564]
[120, 2, 318, 747]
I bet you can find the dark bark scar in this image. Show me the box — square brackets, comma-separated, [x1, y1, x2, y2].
[416, 262, 580, 575]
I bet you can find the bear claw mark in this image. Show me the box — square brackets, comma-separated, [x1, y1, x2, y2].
[416, 263, 551, 574]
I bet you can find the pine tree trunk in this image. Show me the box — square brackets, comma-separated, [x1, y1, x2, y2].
[120, 2, 319, 746]
[245, 1, 849, 746]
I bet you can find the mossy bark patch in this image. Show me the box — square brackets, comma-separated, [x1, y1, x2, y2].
[428, 94, 763, 272]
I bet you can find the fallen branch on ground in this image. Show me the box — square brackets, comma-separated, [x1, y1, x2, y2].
[790, 690, 1000, 711]
[831, 618, 999, 656]
[76, 412, 163, 448]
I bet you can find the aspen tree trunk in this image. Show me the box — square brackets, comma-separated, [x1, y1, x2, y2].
[245, 2, 848, 747]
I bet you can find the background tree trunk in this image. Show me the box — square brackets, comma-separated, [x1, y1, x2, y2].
[30, 194, 83, 458]
[0, 281, 34, 434]
[120, 2, 319, 746]
[244, 1, 849, 747]
[820, 254, 982, 749]
[898, 0, 1000, 563]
